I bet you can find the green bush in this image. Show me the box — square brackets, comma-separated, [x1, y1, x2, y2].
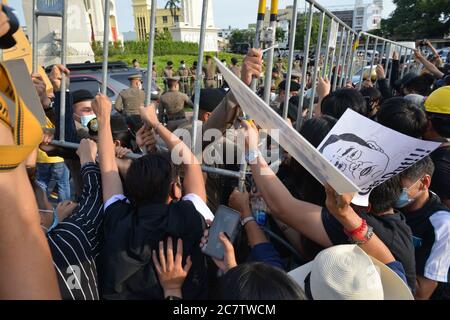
[92, 40, 199, 57]
[122, 40, 199, 56]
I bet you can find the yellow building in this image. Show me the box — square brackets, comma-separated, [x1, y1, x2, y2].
[132, 0, 184, 41]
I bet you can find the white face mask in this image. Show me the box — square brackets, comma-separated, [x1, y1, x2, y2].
[80, 114, 96, 127]
[181, 64, 186, 69]
[138, 82, 143, 90]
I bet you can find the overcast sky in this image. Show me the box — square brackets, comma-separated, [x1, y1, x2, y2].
[8, 0, 396, 32]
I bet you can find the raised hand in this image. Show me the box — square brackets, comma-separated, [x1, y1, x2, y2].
[76, 138, 97, 165]
[241, 48, 263, 86]
[152, 237, 192, 299]
[228, 188, 252, 218]
[139, 104, 160, 129]
[49, 64, 70, 92]
[91, 94, 112, 121]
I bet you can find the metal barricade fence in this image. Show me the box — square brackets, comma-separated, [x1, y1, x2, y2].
[26, 0, 421, 181]
[356, 32, 417, 90]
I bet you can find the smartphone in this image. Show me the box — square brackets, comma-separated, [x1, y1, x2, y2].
[202, 205, 241, 260]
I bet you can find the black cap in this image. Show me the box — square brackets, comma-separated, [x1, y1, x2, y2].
[192, 88, 226, 113]
[278, 96, 300, 122]
[72, 89, 94, 105]
[180, 60, 185, 64]
[167, 61, 173, 66]
[231, 57, 238, 65]
[278, 80, 301, 92]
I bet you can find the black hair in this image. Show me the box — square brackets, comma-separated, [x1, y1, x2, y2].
[318, 133, 373, 154]
[213, 263, 306, 300]
[377, 98, 428, 139]
[124, 152, 177, 205]
[205, 55, 212, 61]
[287, 116, 337, 206]
[167, 61, 173, 66]
[428, 113, 450, 138]
[321, 88, 367, 119]
[405, 73, 435, 96]
[368, 175, 402, 214]
[400, 156, 435, 182]
[132, 59, 138, 64]
[231, 57, 238, 65]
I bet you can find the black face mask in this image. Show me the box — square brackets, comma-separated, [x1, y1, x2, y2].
[0, 5, 19, 49]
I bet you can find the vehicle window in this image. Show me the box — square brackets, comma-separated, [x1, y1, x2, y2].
[110, 74, 130, 87]
[70, 79, 99, 96]
[70, 79, 115, 98]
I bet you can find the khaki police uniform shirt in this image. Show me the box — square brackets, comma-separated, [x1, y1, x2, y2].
[177, 67, 191, 81]
[230, 65, 241, 78]
[203, 61, 216, 80]
[163, 67, 174, 79]
[159, 90, 194, 116]
[114, 87, 145, 115]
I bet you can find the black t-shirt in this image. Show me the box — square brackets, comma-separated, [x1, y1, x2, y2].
[99, 198, 208, 300]
[430, 145, 450, 202]
[321, 208, 417, 290]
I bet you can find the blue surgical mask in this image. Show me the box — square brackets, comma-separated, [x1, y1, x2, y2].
[80, 114, 96, 127]
[394, 188, 413, 208]
[394, 178, 421, 209]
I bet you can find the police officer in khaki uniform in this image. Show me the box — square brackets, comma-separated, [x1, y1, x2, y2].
[114, 74, 145, 132]
[189, 61, 199, 93]
[203, 55, 217, 88]
[115, 74, 145, 116]
[158, 76, 194, 131]
[162, 61, 174, 91]
[229, 57, 241, 78]
[177, 60, 191, 95]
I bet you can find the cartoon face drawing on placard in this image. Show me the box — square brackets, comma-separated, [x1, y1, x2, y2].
[319, 134, 389, 186]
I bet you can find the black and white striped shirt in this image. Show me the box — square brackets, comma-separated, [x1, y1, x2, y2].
[46, 163, 103, 300]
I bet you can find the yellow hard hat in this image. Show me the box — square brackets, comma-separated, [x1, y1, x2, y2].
[424, 86, 450, 115]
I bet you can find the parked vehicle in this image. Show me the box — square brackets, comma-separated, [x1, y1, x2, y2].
[45, 62, 158, 107]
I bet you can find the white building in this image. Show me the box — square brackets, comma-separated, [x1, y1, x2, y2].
[353, 0, 383, 32]
[171, 0, 219, 52]
[22, 0, 123, 65]
[83, 0, 123, 43]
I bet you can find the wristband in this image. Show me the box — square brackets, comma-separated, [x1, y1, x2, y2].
[347, 225, 374, 245]
[245, 149, 261, 163]
[343, 219, 367, 238]
[241, 216, 256, 227]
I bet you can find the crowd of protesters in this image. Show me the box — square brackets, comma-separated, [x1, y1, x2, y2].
[0, 2, 449, 301]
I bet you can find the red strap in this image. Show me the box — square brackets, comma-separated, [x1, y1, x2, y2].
[344, 219, 367, 238]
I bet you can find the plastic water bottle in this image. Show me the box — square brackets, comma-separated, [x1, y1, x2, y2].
[250, 194, 268, 226]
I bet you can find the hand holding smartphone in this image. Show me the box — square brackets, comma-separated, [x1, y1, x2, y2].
[201, 205, 241, 260]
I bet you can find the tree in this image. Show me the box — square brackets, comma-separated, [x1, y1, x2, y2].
[165, 0, 181, 17]
[229, 29, 256, 47]
[275, 27, 286, 43]
[378, 0, 450, 40]
[155, 30, 173, 41]
[295, 13, 330, 51]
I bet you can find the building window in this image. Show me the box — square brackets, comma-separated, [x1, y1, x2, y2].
[163, 16, 168, 24]
[356, 17, 363, 26]
[174, 15, 179, 23]
[164, 27, 169, 32]
[356, 8, 364, 16]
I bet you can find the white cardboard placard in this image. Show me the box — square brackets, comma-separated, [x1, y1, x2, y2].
[215, 57, 360, 194]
